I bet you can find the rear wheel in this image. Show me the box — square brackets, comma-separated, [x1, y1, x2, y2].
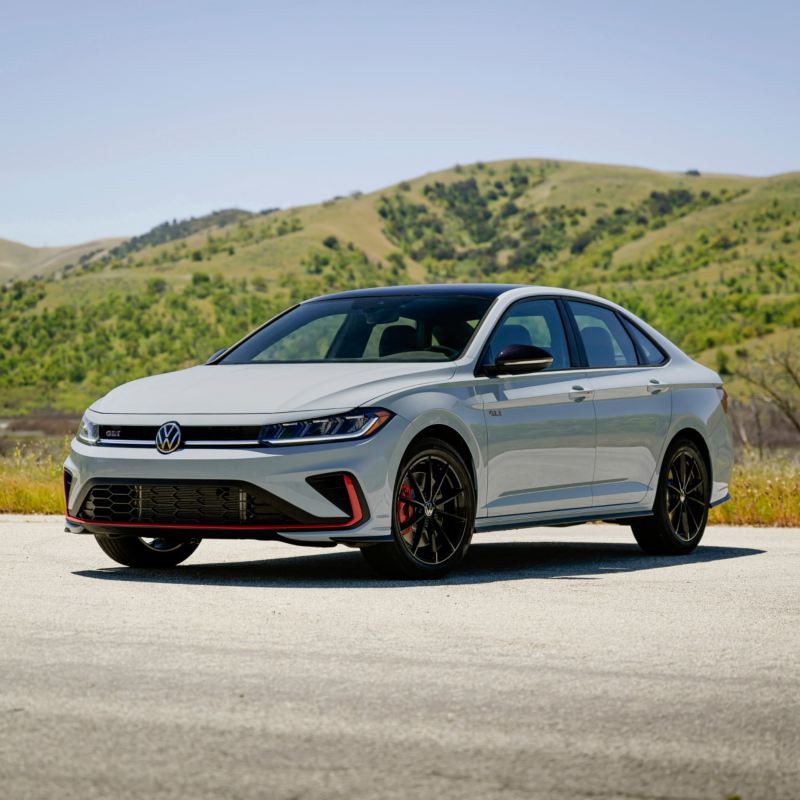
[632, 438, 710, 555]
[361, 438, 475, 579]
[94, 535, 200, 567]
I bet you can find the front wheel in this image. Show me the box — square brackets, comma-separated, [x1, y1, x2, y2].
[361, 438, 475, 579]
[632, 438, 710, 555]
[94, 535, 200, 567]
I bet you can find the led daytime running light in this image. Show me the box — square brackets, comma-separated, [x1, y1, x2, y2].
[259, 409, 392, 445]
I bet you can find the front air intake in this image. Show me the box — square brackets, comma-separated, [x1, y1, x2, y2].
[69, 474, 367, 532]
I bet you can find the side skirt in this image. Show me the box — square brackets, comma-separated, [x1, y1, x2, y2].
[709, 492, 731, 508]
[474, 506, 654, 534]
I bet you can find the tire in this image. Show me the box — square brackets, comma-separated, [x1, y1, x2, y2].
[361, 437, 475, 579]
[94, 534, 200, 567]
[632, 437, 710, 555]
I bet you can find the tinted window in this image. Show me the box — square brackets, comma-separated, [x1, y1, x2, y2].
[254, 314, 347, 361]
[568, 301, 637, 368]
[622, 319, 666, 365]
[484, 299, 570, 370]
[220, 294, 494, 363]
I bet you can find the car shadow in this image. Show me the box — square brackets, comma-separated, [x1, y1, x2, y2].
[73, 540, 765, 588]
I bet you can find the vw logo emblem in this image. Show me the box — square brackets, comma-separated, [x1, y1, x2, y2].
[155, 421, 182, 454]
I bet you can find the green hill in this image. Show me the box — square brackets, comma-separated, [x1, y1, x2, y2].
[0, 235, 124, 283]
[1, 158, 799, 415]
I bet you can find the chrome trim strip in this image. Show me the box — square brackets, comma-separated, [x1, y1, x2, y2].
[97, 439, 262, 447]
[184, 440, 262, 446]
[98, 439, 152, 446]
[504, 358, 551, 367]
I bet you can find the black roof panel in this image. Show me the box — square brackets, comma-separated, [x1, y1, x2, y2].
[310, 284, 525, 301]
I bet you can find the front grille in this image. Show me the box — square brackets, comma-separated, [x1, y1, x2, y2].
[98, 425, 262, 445]
[78, 483, 296, 526]
[74, 473, 364, 529]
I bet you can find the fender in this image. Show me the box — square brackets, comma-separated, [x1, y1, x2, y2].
[379, 387, 487, 514]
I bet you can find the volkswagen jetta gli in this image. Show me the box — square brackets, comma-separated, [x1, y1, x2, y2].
[64, 285, 733, 578]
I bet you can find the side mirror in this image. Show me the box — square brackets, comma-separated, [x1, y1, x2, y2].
[206, 348, 226, 364]
[482, 344, 553, 377]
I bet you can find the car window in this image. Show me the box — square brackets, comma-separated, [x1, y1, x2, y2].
[221, 294, 494, 363]
[622, 319, 666, 365]
[568, 301, 637, 368]
[252, 314, 347, 361]
[484, 299, 570, 370]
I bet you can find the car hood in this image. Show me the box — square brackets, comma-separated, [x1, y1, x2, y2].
[90, 362, 456, 416]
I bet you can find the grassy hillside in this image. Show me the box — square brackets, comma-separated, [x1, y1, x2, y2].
[0, 236, 125, 283]
[1, 158, 799, 415]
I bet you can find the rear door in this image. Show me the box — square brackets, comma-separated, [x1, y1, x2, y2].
[564, 300, 671, 507]
[480, 298, 596, 516]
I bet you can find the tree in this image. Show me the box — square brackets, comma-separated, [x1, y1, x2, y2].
[736, 341, 800, 435]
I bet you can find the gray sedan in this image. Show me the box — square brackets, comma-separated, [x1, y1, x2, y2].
[65, 284, 732, 578]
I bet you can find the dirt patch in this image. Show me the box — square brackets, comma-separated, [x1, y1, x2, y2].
[2, 414, 80, 437]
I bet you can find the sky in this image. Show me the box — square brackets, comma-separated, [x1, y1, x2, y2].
[1, 0, 798, 246]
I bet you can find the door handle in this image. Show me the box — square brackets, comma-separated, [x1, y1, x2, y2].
[569, 385, 592, 402]
[647, 378, 670, 394]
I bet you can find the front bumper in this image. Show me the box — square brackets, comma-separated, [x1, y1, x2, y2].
[64, 419, 407, 543]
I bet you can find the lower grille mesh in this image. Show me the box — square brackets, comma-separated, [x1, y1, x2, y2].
[79, 483, 296, 526]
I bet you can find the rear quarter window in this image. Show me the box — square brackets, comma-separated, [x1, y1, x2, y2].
[622, 319, 668, 366]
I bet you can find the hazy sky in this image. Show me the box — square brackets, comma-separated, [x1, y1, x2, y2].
[2, 0, 798, 246]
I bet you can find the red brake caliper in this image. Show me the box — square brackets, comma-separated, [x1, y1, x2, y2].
[397, 482, 414, 540]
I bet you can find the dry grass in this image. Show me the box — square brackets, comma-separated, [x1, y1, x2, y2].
[709, 452, 800, 527]
[1, 439, 798, 525]
[0, 439, 68, 515]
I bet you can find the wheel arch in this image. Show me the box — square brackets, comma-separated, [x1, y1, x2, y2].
[667, 427, 712, 484]
[405, 424, 478, 495]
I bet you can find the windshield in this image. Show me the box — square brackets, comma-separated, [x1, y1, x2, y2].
[219, 294, 495, 364]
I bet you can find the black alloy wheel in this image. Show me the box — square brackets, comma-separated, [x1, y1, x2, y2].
[664, 448, 708, 542]
[94, 534, 200, 567]
[632, 438, 710, 555]
[361, 437, 475, 578]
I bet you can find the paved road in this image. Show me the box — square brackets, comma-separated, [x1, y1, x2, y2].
[1, 517, 798, 800]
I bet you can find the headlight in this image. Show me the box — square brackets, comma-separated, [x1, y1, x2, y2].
[259, 408, 393, 446]
[77, 414, 100, 445]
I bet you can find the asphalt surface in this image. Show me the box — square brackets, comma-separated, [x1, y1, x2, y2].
[1, 517, 798, 800]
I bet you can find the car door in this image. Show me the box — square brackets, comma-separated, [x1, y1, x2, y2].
[479, 298, 596, 517]
[564, 300, 672, 507]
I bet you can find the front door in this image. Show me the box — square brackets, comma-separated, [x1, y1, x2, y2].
[480, 298, 596, 517]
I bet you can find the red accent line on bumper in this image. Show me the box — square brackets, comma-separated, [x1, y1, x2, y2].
[67, 475, 365, 532]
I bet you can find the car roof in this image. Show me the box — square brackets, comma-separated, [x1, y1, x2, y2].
[307, 284, 526, 301]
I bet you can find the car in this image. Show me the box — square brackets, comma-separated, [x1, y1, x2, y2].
[64, 284, 733, 578]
